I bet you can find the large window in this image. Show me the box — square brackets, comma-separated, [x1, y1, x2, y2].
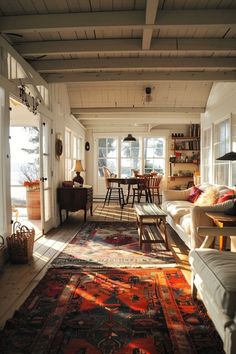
[214, 119, 230, 185]
[98, 138, 118, 177]
[97, 136, 165, 178]
[65, 129, 82, 180]
[144, 137, 165, 174]
[202, 128, 211, 183]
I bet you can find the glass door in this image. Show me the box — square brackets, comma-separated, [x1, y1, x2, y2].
[40, 115, 53, 234]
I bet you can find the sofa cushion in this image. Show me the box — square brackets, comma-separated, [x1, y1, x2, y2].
[187, 186, 203, 203]
[195, 186, 219, 206]
[162, 200, 194, 224]
[189, 249, 236, 316]
[217, 190, 235, 203]
[179, 213, 192, 235]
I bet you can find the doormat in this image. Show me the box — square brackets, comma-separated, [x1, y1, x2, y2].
[51, 221, 176, 268]
[0, 267, 224, 354]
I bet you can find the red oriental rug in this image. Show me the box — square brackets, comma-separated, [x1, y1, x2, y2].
[51, 222, 176, 269]
[0, 267, 224, 354]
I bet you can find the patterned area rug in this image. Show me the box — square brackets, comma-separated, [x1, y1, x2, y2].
[0, 267, 224, 354]
[51, 221, 176, 268]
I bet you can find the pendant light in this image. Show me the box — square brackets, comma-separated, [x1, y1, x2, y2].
[123, 134, 136, 142]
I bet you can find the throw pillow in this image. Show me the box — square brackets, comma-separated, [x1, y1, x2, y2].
[217, 189, 235, 203]
[187, 186, 202, 203]
[195, 186, 219, 206]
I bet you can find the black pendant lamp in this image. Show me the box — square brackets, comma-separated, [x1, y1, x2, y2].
[123, 134, 136, 142]
[216, 151, 236, 161]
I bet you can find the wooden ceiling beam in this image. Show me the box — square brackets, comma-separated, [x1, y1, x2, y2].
[14, 38, 236, 56]
[1, 9, 235, 33]
[142, 0, 159, 50]
[42, 71, 236, 83]
[30, 57, 236, 72]
[71, 107, 205, 114]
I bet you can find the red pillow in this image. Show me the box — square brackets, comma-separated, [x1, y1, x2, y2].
[217, 190, 235, 203]
[187, 186, 203, 203]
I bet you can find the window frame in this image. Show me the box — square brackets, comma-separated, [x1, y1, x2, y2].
[64, 128, 82, 180]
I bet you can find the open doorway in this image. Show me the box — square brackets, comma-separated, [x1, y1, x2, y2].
[10, 97, 42, 238]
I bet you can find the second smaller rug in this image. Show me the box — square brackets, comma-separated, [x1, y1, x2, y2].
[51, 221, 176, 268]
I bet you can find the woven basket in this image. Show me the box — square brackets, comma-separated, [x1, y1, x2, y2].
[7, 222, 35, 264]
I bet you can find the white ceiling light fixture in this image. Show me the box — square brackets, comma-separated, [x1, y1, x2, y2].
[145, 87, 152, 103]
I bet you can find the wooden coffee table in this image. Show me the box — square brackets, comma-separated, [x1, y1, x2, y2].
[134, 203, 169, 250]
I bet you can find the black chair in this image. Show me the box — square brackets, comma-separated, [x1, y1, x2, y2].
[103, 167, 125, 208]
[131, 176, 152, 207]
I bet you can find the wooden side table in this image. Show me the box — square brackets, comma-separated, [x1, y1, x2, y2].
[57, 185, 93, 223]
[134, 203, 169, 250]
[206, 212, 236, 250]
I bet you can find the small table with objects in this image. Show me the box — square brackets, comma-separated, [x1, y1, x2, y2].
[134, 203, 169, 250]
[206, 212, 236, 250]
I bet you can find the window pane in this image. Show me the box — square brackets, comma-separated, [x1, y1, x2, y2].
[144, 138, 165, 175]
[97, 138, 118, 177]
[121, 139, 141, 177]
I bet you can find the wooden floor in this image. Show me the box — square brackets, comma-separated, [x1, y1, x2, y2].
[0, 202, 190, 330]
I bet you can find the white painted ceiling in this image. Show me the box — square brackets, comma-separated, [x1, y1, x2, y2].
[1, 0, 236, 129]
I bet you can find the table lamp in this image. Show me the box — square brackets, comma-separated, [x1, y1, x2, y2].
[72, 160, 85, 186]
[216, 151, 236, 215]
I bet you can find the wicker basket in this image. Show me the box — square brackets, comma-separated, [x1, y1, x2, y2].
[0, 235, 4, 272]
[7, 222, 35, 264]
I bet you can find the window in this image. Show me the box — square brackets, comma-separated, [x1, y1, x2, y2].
[65, 129, 82, 180]
[98, 138, 118, 177]
[121, 140, 140, 177]
[144, 137, 165, 174]
[97, 136, 166, 178]
[202, 128, 211, 183]
[214, 119, 230, 185]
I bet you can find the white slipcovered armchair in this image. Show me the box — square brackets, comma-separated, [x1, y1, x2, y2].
[190, 228, 236, 354]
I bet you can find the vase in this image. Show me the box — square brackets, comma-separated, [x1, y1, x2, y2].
[26, 190, 41, 220]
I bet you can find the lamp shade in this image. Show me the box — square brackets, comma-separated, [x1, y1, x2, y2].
[123, 134, 136, 142]
[216, 151, 236, 161]
[73, 160, 85, 172]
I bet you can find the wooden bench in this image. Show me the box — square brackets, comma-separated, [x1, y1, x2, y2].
[134, 203, 169, 250]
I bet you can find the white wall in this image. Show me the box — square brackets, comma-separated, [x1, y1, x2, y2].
[202, 83, 236, 128]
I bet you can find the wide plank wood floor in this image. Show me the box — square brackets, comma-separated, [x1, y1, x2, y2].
[0, 202, 190, 329]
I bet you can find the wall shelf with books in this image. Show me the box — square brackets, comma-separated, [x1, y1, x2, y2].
[168, 124, 200, 190]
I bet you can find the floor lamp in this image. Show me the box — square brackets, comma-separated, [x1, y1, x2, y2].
[216, 151, 236, 215]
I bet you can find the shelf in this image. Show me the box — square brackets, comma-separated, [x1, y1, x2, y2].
[171, 136, 200, 140]
[170, 161, 199, 164]
[169, 176, 193, 179]
[170, 149, 200, 151]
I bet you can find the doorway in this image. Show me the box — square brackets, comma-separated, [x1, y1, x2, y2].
[10, 98, 42, 237]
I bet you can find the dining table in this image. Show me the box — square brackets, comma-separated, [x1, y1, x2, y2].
[107, 177, 138, 205]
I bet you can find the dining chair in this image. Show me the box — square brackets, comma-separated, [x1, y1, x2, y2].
[148, 175, 163, 204]
[131, 175, 152, 207]
[103, 167, 125, 208]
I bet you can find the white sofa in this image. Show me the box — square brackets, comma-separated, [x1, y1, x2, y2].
[189, 229, 236, 354]
[162, 183, 236, 249]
